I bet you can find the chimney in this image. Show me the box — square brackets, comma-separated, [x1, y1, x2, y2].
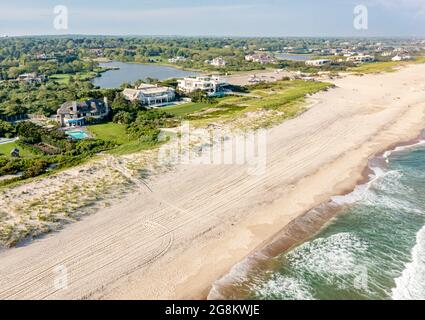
[103, 97, 109, 114]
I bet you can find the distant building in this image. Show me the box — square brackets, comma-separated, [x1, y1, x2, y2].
[346, 55, 375, 63]
[10, 148, 20, 158]
[305, 59, 331, 67]
[245, 54, 276, 64]
[177, 76, 228, 96]
[123, 84, 175, 107]
[392, 55, 411, 61]
[88, 48, 104, 57]
[209, 57, 227, 67]
[168, 56, 187, 63]
[16, 73, 45, 84]
[57, 98, 109, 127]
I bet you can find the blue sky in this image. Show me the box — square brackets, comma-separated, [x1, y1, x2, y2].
[0, 0, 424, 37]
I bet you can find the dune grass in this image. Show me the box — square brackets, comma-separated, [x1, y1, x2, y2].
[350, 56, 425, 74]
[179, 80, 333, 126]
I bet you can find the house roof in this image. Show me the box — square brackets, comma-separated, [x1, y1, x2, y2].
[57, 99, 107, 115]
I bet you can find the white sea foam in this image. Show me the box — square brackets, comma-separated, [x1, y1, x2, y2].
[392, 225, 425, 300]
[287, 232, 368, 278]
[256, 275, 314, 300]
[331, 166, 396, 205]
[383, 139, 425, 163]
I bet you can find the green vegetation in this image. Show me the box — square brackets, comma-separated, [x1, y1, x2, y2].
[87, 122, 131, 144]
[0, 141, 33, 158]
[0, 122, 117, 185]
[167, 80, 333, 127]
[163, 102, 211, 117]
[87, 122, 155, 155]
[350, 56, 425, 74]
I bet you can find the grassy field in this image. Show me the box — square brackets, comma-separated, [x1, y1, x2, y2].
[87, 122, 157, 155]
[165, 80, 332, 127]
[87, 123, 132, 144]
[162, 102, 211, 117]
[350, 56, 425, 74]
[0, 141, 34, 158]
[50, 68, 104, 84]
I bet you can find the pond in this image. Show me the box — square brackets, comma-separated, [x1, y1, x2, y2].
[93, 61, 199, 89]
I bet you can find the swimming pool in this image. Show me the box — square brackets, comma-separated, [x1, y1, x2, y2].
[65, 131, 89, 140]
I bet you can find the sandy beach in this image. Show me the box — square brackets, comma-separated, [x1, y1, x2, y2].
[1, 64, 425, 300]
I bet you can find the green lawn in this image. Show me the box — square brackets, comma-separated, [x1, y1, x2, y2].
[49, 69, 102, 84]
[162, 102, 211, 117]
[49, 74, 71, 84]
[87, 122, 158, 155]
[87, 123, 132, 144]
[0, 141, 33, 158]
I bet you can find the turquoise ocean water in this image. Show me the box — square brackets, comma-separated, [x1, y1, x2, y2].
[214, 141, 425, 300]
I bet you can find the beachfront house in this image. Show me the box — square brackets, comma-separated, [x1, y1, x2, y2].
[346, 55, 375, 63]
[123, 84, 176, 107]
[245, 54, 276, 64]
[57, 97, 110, 127]
[209, 57, 227, 67]
[305, 59, 331, 67]
[177, 76, 228, 96]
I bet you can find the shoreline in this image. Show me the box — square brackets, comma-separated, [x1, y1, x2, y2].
[207, 128, 425, 299]
[2, 64, 425, 299]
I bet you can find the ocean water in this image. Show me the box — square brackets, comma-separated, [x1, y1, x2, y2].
[216, 142, 425, 300]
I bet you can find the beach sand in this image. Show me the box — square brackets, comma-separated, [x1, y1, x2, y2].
[2, 64, 425, 299]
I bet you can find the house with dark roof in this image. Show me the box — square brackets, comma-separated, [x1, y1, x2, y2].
[56, 98, 109, 127]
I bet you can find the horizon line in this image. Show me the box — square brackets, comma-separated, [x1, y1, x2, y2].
[2, 34, 425, 39]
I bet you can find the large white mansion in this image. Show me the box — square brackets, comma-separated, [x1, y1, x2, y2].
[177, 76, 228, 96]
[123, 84, 176, 107]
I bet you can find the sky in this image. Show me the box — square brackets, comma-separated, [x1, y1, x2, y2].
[0, 0, 424, 37]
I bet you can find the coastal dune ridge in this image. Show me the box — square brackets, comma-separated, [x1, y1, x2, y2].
[1, 64, 425, 299]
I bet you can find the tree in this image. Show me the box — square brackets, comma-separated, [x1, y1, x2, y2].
[0, 120, 15, 138]
[113, 111, 134, 125]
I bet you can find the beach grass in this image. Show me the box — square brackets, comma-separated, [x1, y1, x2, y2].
[350, 56, 425, 74]
[182, 80, 332, 127]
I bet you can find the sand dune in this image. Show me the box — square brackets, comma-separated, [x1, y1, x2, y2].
[2, 64, 425, 299]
